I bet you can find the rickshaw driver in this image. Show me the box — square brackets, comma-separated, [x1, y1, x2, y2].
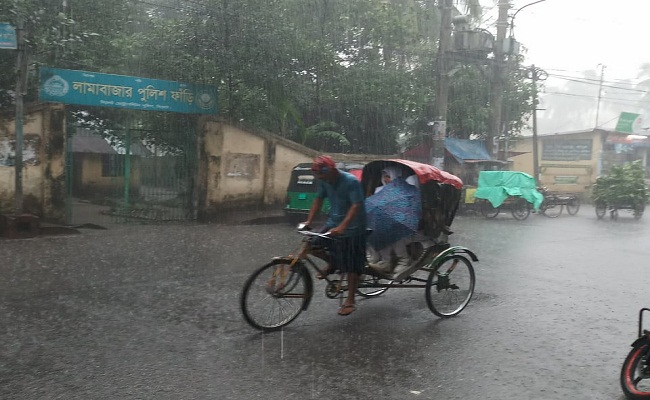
[303, 155, 367, 316]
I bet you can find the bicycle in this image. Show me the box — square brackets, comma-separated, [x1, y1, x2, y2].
[240, 224, 478, 331]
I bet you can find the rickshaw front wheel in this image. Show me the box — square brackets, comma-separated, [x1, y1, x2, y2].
[540, 201, 562, 218]
[566, 197, 580, 215]
[241, 259, 311, 331]
[480, 200, 499, 219]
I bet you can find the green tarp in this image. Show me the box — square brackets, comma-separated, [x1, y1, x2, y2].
[474, 171, 544, 210]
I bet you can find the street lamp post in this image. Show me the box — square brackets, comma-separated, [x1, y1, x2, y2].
[509, 0, 548, 184]
[509, 0, 548, 39]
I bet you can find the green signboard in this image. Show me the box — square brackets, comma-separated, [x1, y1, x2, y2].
[0, 23, 17, 49]
[614, 112, 641, 133]
[554, 175, 579, 184]
[39, 67, 218, 115]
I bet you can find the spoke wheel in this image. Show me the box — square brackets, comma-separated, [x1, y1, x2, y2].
[241, 259, 311, 331]
[566, 198, 580, 215]
[635, 204, 645, 220]
[357, 272, 392, 297]
[425, 255, 475, 317]
[595, 202, 607, 219]
[541, 201, 562, 218]
[511, 198, 531, 220]
[621, 343, 650, 399]
[480, 200, 499, 219]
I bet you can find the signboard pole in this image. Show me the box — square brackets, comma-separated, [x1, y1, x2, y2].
[124, 123, 131, 207]
[14, 18, 27, 214]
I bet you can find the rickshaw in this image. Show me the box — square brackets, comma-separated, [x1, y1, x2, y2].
[241, 159, 479, 331]
[474, 170, 543, 220]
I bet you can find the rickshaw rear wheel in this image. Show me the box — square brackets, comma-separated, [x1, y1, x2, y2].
[480, 200, 499, 218]
[241, 259, 311, 331]
[595, 202, 607, 219]
[425, 255, 475, 317]
[511, 198, 531, 220]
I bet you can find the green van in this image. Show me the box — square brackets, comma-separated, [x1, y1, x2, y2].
[283, 162, 363, 222]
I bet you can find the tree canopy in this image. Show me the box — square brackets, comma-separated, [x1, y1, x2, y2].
[0, 0, 533, 154]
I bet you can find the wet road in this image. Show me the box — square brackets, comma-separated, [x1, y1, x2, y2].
[1, 206, 647, 399]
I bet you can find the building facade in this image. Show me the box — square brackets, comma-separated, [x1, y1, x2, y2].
[509, 128, 650, 194]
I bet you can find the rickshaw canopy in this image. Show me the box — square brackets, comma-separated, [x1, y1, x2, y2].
[474, 171, 543, 210]
[361, 159, 463, 242]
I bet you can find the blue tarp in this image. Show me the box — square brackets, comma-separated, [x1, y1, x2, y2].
[444, 138, 493, 163]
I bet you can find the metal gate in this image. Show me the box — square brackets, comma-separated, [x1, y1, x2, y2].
[65, 122, 197, 226]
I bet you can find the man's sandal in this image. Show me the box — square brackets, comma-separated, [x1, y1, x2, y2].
[338, 304, 356, 316]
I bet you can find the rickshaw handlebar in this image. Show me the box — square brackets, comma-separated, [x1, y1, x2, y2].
[296, 223, 332, 239]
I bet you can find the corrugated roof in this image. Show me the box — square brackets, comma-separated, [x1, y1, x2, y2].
[444, 138, 493, 163]
[72, 134, 117, 154]
[72, 128, 153, 156]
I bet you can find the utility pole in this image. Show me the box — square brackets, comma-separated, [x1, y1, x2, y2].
[595, 63, 606, 176]
[489, 0, 510, 158]
[595, 63, 605, 129]
[14, 18, 28, 214]
[431, 0, 454, 169]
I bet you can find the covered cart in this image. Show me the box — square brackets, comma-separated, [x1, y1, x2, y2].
[474, 170, 543, 220]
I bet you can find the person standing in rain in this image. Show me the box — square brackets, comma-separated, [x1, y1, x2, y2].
[303, 155, 366, 316]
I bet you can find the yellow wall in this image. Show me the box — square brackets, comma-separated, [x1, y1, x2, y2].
[196, 118, 389, 220]
[510, 131, 602, 193]
[197, 120, 317, 218]
[0, 104, 66, 220]
[78, 154, 141, 193]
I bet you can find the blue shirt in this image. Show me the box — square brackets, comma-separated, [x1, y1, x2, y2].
[317, 170, 366, 237]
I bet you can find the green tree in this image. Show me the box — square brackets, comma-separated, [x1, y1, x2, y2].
[0, 0, 534, 157]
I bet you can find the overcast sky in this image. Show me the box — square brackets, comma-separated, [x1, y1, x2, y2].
[479, 0, 650, 134]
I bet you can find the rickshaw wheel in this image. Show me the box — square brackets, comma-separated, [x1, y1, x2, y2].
[634, 204, 645, 220]
[356, 273, 392, 298]
[480, 200, 499, 218]
[511, 198, 530, 220]
[566, 198, 580, 215]
[595, 202, 607, 219]
[540, 201, 562, 218]
[425, 255, 475, 317]
[240, 259, 311, 331]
